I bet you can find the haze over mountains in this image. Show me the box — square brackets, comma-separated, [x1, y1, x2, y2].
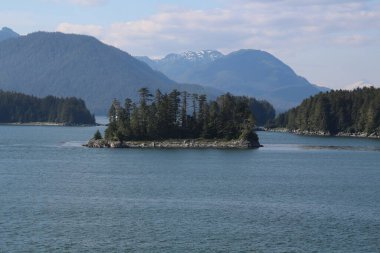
[0, 30, 219, 114]
[138, 50, 329, 111]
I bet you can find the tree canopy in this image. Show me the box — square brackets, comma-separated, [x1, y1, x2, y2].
[104, 88, 272, 142]
[0, 90, 95, 125]
[271, 87, 380, 135]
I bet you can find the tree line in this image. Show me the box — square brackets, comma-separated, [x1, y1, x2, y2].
[104, 88, 275, 142]
[0, 90, 95, 124]
[271, 87, 380, 135]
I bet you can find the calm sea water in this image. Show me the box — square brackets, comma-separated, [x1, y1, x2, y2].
[1, 123, 380, 252]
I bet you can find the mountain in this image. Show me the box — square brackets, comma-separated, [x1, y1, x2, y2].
[0, 32, 220, 114]
[136, 50, 224, 83]
[0, 27, 19, 42]
[344, 80, 376, 90]
[139, 49, 328, 111]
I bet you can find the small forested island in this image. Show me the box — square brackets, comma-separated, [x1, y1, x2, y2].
[0, 90, 95, 125]
[87, 88, 268, 149]
[269, 87, 380, 138]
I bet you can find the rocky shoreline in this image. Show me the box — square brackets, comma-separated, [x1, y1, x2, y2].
[0, 122, 65, 126]
[266, 128, 380, 139]
[84, 138, 262, 149]
[0, 122, 99, 126]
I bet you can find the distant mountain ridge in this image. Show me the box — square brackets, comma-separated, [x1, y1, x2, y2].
[136, 50, 225, 89]
[344, 80, 377, 90]
[164, 50, 224, 63]
[0, 31, 221, 114]
[138, 49, 329, 111]
[0, 27, 19, 41]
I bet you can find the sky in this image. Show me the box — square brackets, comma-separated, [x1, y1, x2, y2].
[1, 0, 380, 89]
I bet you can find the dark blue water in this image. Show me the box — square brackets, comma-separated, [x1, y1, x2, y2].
[1, 125, 380, 252]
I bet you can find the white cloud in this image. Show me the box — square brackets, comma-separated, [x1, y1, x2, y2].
[55, 0, 380, 57]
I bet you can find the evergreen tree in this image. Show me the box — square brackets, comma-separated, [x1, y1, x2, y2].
[181, 91, 188, 130]
[0, 90, 95, 125]
[93, 129, 102, 140]
[273, 87, 380, 136]
[102, 88, 271, 142]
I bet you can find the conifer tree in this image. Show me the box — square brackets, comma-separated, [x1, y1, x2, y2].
[102, 87, 274, 142]
[93, 129, 102, 140]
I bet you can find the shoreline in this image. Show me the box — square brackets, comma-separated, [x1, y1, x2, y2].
[266, 128, 380, 139]
[0, 122, 98, 127]
[84, 138, 263, 149]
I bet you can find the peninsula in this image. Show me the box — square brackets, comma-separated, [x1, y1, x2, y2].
[268, 87, 380, 138]
[0, 90, 95, 125]
[86, 88, 263, 149]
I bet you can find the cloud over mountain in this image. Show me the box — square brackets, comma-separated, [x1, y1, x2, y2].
[57, 0, 380, 56]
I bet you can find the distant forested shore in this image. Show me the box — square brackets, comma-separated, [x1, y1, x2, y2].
[0, 90, 95, 125]
[268, 87, 380, 137]
[87, 88, 274, 148]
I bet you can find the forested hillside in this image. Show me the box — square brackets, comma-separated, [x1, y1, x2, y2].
[272, 87, 380, 136]
[104, 88, 273, 142]
[0, 32, 220, 114]
[0, 27, 19, 42]
[139, 49, 329, 111]
[249, 99, 275, 126]
[0, 90, 95, 125]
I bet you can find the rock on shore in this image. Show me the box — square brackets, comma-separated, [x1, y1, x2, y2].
[84, 138, 262, 149]
[266, 128, 380, 139]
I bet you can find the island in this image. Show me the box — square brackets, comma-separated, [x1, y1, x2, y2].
[267, 87, 380, 138]
[0, 90, 95, 125]
[86, 88, 263, 149]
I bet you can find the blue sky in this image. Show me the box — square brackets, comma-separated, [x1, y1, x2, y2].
[1, 0, 379, 89]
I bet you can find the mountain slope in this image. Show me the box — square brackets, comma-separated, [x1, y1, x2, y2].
[140, 49, 328, 111]
[137, 50, 224, 84]
[0, 32, 220, 114]
[0, 27, 19, 42]
[0, 27, 20, 41]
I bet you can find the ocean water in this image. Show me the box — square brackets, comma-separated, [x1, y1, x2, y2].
[0, 124, 380, 252]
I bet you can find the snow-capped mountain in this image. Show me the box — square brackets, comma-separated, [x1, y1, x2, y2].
[136, 50, 224, 79]
[138, 49, 327, 111]
[344, 80, 376, 90]
[161, 50, 224, 64]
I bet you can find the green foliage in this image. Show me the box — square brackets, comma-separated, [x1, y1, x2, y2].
[93, 130, 102, 140]
[0, 32, 221, 115]
[104, 88, 262, 142]
[138, 49, 327, 112]
[248, 99, 275, 126]
[240, 128, 259, 143]
[240, 114, 258, 142]
[273, 87, 380, 135]
[0, 90, 95, 124]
